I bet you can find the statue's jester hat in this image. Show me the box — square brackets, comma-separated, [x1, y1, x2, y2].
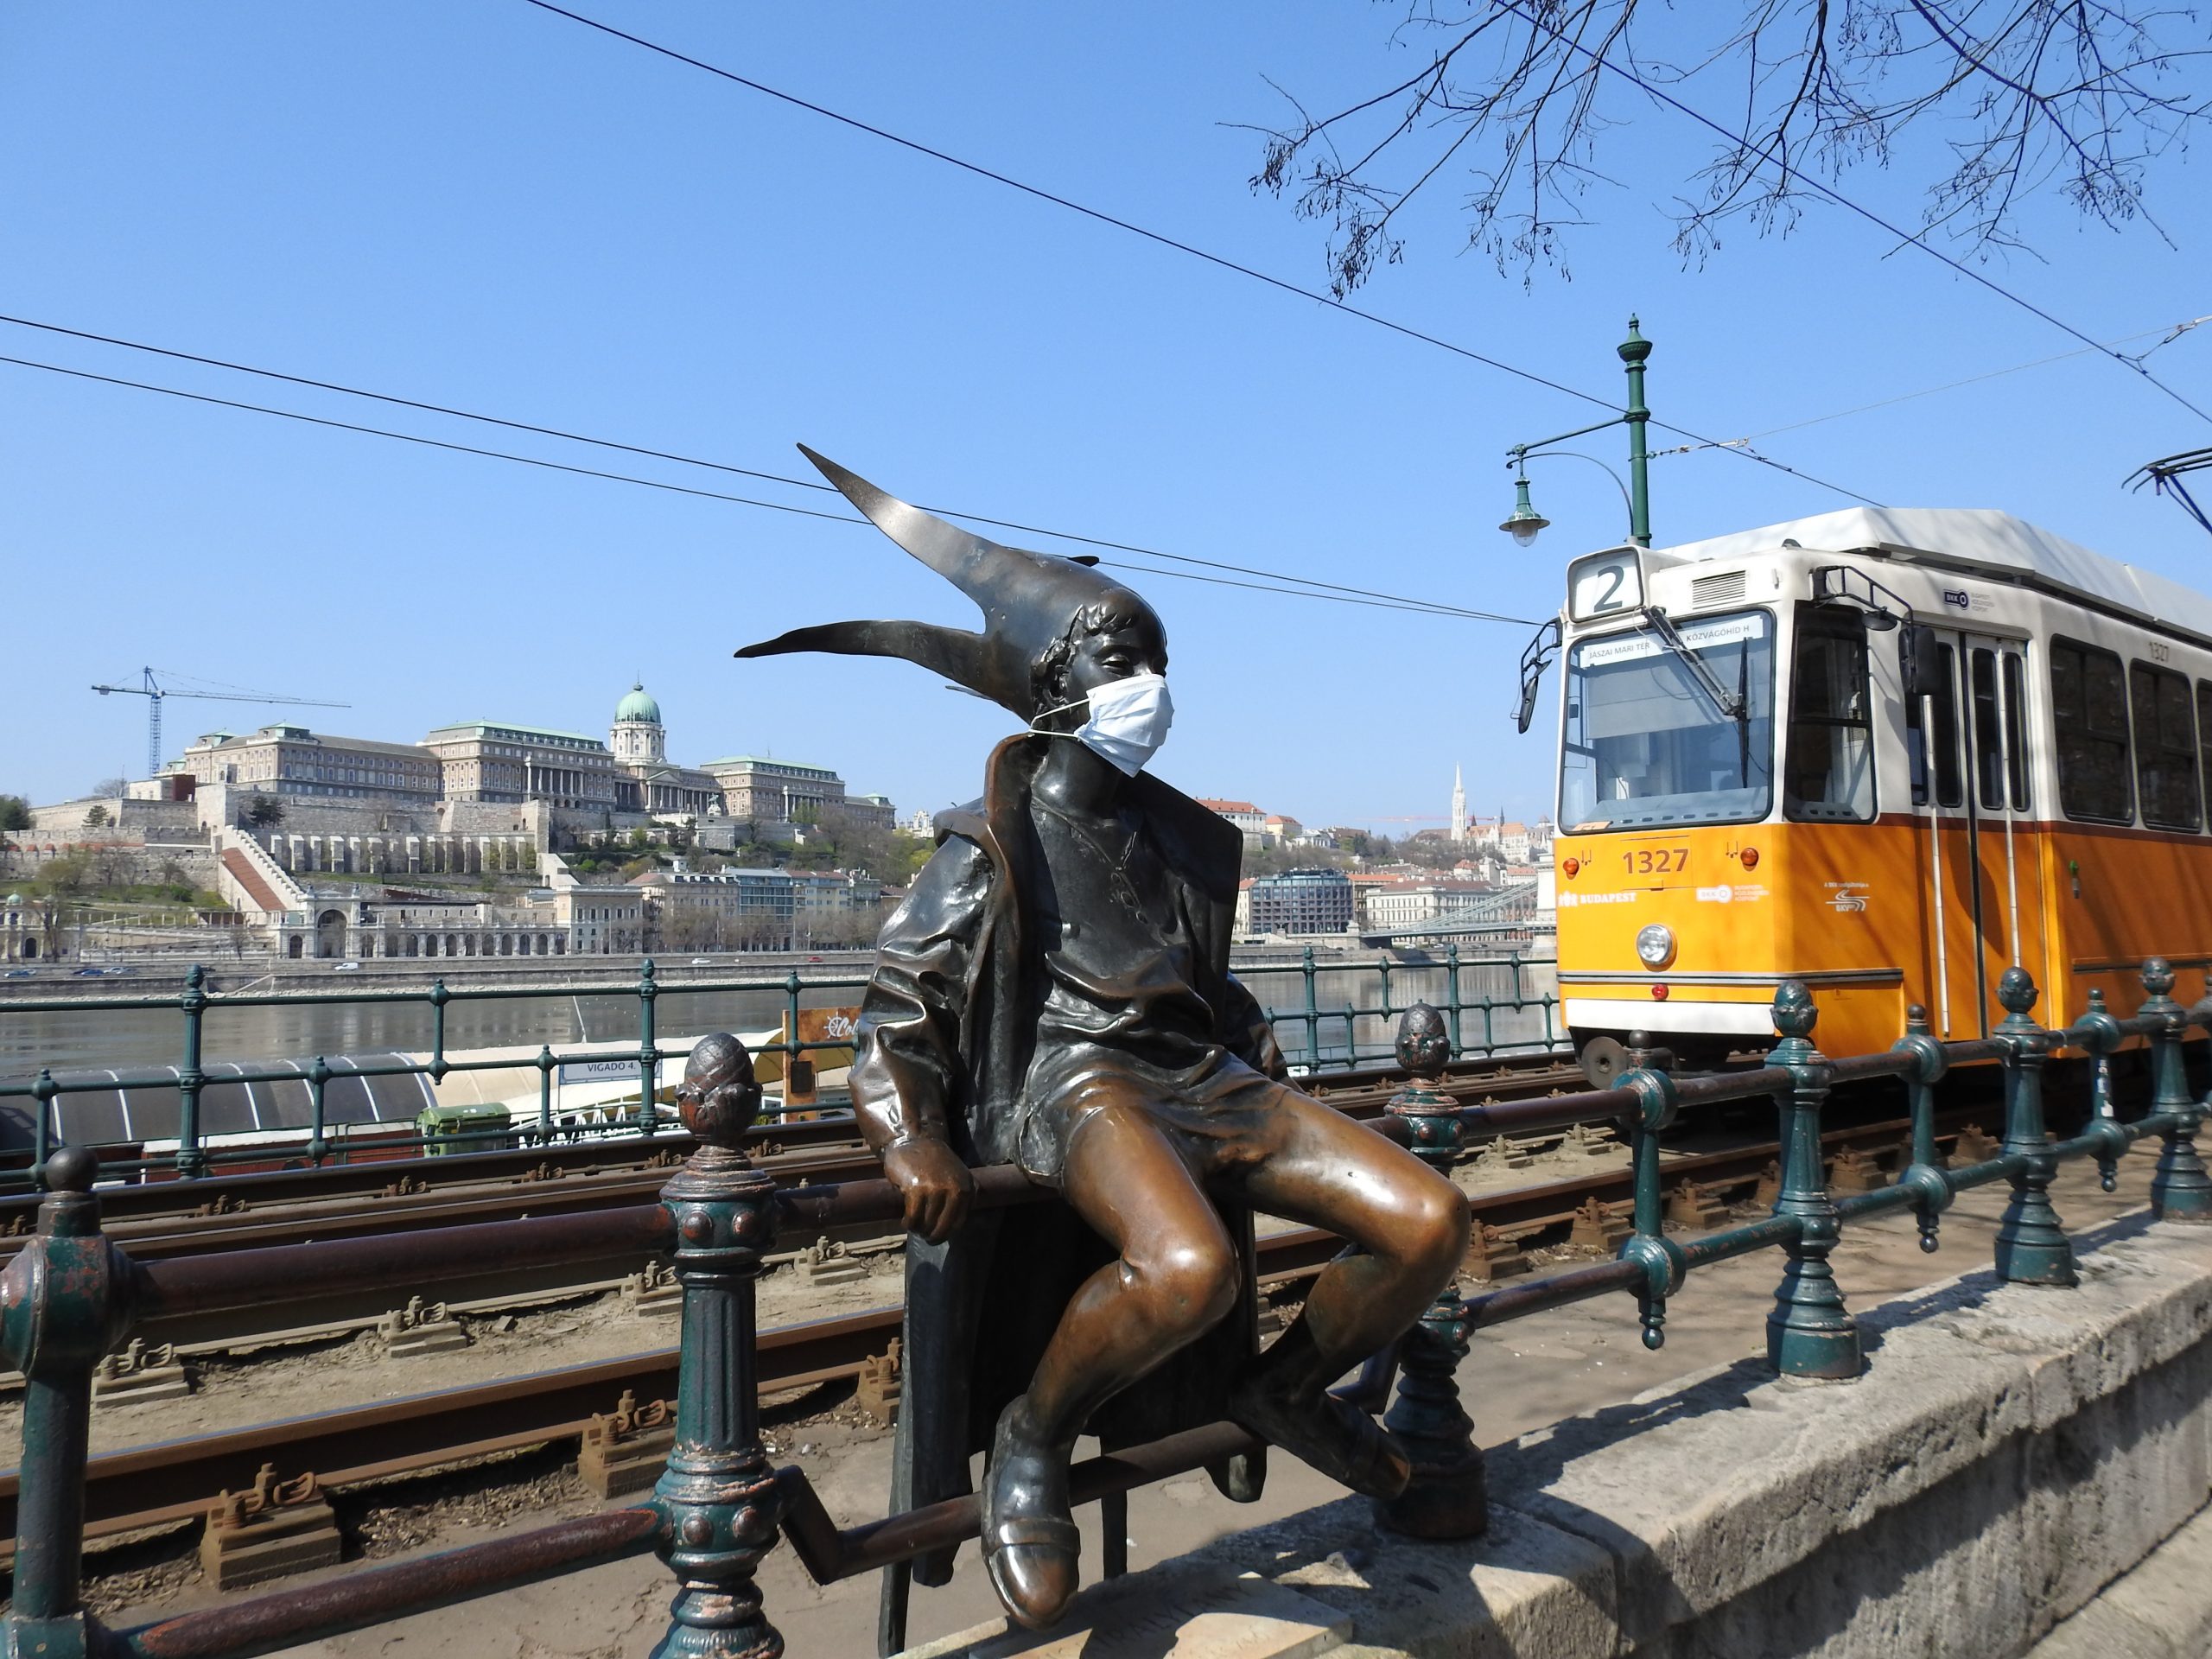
[735, 448, 1156, 721]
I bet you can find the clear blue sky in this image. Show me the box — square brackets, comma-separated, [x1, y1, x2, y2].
[3, 3, 2206, 832]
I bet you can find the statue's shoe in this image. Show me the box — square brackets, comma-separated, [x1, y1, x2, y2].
[1226, 1381, 1412, 1500]
[982, 1399, 1081, 1630]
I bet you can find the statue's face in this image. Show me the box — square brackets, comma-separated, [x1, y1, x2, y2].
[1063, 620, 1167, 701]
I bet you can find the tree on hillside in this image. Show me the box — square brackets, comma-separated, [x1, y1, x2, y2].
[1246, 2, 2210, 290]
[827, 820, 938, 885]
[245, 793, 286, 829]
[0, 795, 30, 832]
[82, 804, 109, 830]
[38, 898, 68, 961]
[1243, 843, 1359, 878]
[44, 853, 92, 897]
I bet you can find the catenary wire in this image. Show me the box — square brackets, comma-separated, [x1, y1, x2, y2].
[0, 314, 1530, 621]
[0, 354, 866, 520]
[1489, 0, 2212, 428]
[1718, 315, 2212, 447]
[0, 353, 1535, 626]
[1087, 560, 1530, 617]
[515, 0, 1885, 508]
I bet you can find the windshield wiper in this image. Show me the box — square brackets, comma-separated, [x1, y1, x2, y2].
[1639, 606, 1745, 721]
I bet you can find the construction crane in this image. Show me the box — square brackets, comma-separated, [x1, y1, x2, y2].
[91, 668, 350, 779]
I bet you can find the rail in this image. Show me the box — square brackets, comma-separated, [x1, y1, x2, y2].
[3, 958, 2197, 1659]
[0, 946, 1561, 1186]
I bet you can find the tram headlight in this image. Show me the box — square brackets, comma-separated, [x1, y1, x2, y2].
[1635, 924, 1676, 969]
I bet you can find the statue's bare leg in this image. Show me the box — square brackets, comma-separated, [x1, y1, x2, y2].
[1227, 1090, 1468, 1491]
[985, 1100, 1238, 1627]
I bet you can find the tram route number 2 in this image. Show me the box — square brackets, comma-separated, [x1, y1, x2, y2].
[1624, 848, 1688, 874]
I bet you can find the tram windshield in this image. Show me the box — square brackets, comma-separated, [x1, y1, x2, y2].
[1560, 609, 1775, 830]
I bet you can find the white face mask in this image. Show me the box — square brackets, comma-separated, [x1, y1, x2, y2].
[1033, 670, 1174, 776]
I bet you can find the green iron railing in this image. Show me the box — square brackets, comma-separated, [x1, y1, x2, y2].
[1237, 942, 1560, 1071]
[0, 947, 1561, 1190]
[0, 958, 2202, 1659]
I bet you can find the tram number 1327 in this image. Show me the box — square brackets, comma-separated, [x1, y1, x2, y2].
[1624, 849, 1688, 874]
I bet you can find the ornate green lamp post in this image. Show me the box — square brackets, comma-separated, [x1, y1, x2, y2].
[1500, 317, 1653, 550]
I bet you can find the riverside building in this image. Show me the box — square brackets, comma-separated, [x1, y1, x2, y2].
[149, 684, 896, 875]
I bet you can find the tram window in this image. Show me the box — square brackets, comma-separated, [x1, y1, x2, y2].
[1906, 644, 1963, 809]
[2129, 659, 2201, 831]
[2002, 653, 2031, 810]
[1559, 609, 1775, 830]
[1785, 609, 1875, 822]
[2050, 637, 2133, 823]
[2197, 681, 2212, 825]
[1971, 650, 2006, 810]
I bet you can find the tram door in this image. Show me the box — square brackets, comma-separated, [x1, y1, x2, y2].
[1908, 629, 2044, 1038]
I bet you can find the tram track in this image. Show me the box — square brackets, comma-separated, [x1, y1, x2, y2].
[0, 1052, 1598, 1366]
[0, 1098, 2001, 1559]
[1, 1053, 1590, 1258]
[1, 1051, 1993, 1360]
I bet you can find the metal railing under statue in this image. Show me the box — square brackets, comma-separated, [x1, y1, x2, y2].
[3, 959, 2207, 1659]
[0, 944, 1561, 1189]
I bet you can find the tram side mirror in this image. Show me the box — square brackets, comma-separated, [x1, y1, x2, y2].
[1901, 624, 1943, 699]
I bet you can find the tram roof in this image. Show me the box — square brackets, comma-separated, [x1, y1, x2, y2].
[1653, 507, 2212, 641]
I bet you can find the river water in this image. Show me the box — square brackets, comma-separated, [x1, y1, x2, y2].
[0, 954, 1560, 1077]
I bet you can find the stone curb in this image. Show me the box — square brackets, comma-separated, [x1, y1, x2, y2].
[993, 1217, 2212, 1658]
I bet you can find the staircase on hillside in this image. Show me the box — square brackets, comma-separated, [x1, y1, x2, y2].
[213, 828, 309, 920]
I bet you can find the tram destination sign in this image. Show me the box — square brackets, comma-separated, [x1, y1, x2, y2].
[1575, 612, 1764, 666]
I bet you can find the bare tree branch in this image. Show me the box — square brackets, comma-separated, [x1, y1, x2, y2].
[1243, 0, 2209, 287]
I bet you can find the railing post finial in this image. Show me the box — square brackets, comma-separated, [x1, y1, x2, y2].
[1766, 981, 1859, 1379]
[0, 1146, 135, 1659]
[1993, 968, 2075, 1286]
[1891, 1003, 1953, 1252]
[2142, 958, 2212, 1223]
[651, 1033, 783, 1659]
[1376, 1004, 1485, 1540]
[1618, 1034, 1686, 1351]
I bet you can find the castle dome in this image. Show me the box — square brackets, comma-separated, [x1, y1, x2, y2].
[615, 683, 662, 724]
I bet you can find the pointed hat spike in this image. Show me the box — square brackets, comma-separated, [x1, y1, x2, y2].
[798, 445, 1111, 621]
[798, 444, 1014, 606]
[735, 447, 1158, 720]
[734, 620, 993, 698]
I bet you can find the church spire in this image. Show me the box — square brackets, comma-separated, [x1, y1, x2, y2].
[1449, 764, 1468, 843]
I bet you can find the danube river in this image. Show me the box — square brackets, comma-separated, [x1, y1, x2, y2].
[1, 952, 1560, 1077]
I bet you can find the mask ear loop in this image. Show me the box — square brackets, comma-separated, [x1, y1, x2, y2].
[1027, 692, 1091, 738]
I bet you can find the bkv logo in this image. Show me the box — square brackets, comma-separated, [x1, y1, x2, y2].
[1826, 882, 1869, 913]
[1943, 590, 1971, 609]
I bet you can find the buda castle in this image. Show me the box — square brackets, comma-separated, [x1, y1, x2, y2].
[131, 683, 894, 882]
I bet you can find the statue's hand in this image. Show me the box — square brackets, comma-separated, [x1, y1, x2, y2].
[881, 1135, 975, 1243]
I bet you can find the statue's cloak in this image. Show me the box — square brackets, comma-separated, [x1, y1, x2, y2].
[851, 734, 1277, 1591]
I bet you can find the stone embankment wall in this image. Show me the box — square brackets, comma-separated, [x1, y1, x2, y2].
[928, 1220, 2212, 1659]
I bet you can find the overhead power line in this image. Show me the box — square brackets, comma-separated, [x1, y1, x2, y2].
[0, 350, 1536, 626]
[515, 0, 1884, 509]
[0, 314, 1535, 620]
[1489, 0, 2212, 429]
[1673, 314, 2212, 452]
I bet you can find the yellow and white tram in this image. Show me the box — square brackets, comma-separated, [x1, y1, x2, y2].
[1550, 507, 2212, 1077]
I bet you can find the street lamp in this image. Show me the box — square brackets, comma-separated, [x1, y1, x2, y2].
[1499, 473, 1550, 546]
[1499, 317, 1653, 550]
